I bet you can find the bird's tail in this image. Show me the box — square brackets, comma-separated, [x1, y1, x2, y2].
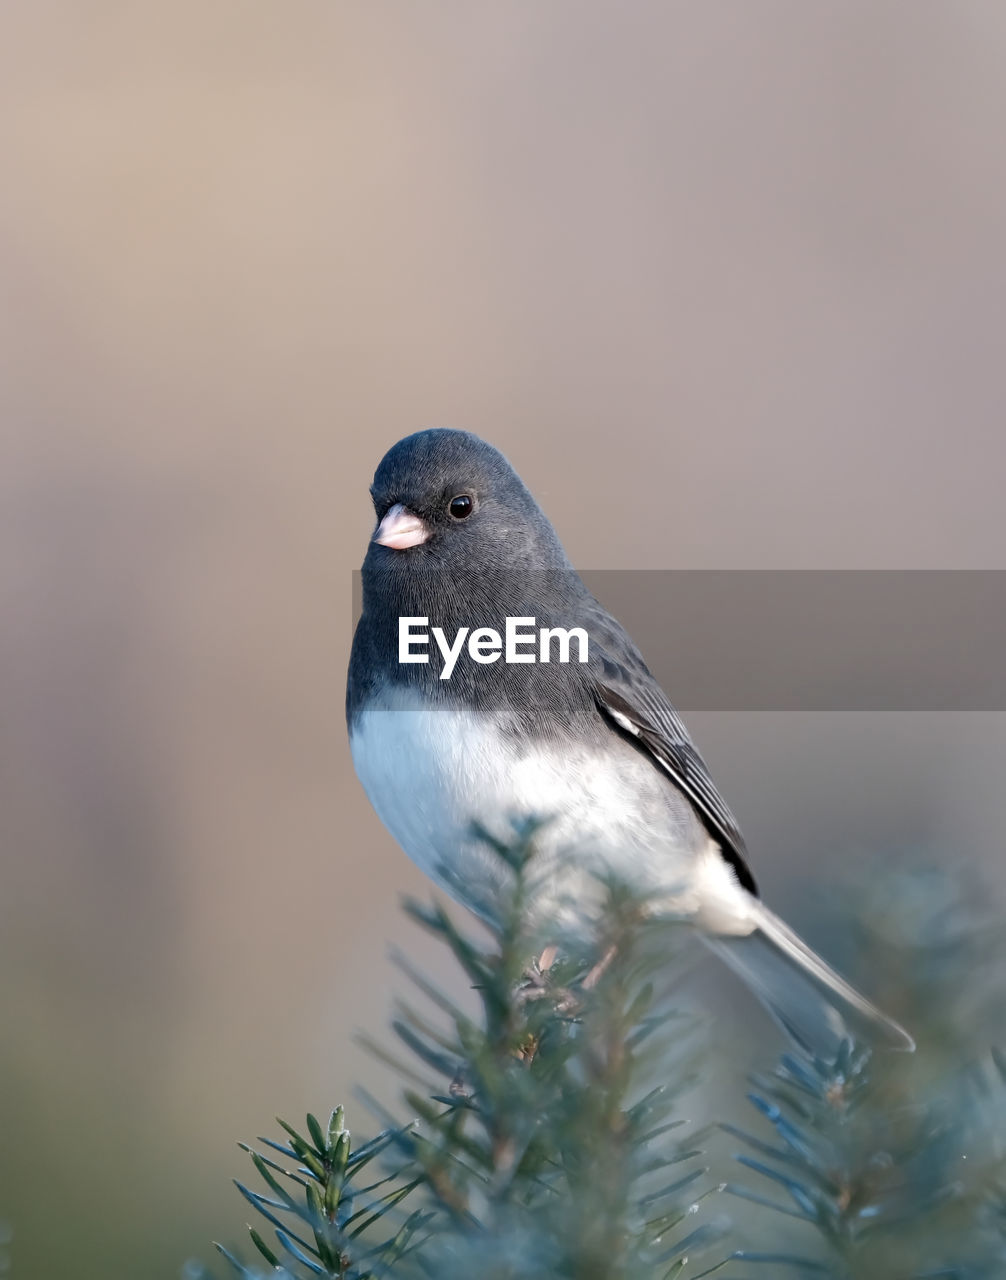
[701, 900, 914, 1056]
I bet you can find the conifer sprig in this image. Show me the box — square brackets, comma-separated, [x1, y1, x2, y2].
[207, 840, 1006, 1279]
[212, 823, 727, 1277]
[214, 1108, 431, 1279]
[365, 822, 729, 1278]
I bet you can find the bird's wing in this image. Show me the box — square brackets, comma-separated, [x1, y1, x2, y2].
[583, 604, 758, 896]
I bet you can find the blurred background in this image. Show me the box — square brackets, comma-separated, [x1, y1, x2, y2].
[2, 3, 1006, 1276]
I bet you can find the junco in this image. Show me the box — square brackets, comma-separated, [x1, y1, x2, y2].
[347, 429, 913, 1056]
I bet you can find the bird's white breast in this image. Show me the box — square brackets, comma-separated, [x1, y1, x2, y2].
[349, 690, 730, 927]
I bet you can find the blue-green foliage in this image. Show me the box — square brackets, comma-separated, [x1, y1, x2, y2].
[207, 839, 1006, 1279]
[721, 866, 1006, 1278]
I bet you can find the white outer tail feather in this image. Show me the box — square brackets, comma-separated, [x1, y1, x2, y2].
[702, 899, 915, 1056]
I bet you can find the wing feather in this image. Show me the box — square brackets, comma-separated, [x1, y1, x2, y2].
[580, 599, 758, 896]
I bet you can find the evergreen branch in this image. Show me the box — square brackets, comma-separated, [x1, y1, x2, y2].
[205, 841, 1006, 1278]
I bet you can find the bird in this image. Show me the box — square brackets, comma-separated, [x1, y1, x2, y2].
[346, 428, 913, 1057]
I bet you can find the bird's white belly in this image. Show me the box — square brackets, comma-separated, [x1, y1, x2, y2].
[349, 698, 715, 925]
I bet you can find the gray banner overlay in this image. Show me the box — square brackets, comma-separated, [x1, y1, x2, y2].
[352, 570, 1006, 710]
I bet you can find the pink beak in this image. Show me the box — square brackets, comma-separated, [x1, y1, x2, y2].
[373, 503, 431, 550]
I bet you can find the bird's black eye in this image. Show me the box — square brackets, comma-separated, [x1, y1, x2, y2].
[449, 494, 474, 519]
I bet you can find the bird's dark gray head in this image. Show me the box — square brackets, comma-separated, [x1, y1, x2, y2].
[351, 429, 591, 717]
[364, 429, 570, 575]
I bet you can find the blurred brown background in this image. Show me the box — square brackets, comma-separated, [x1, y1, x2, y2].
[2, 3, 1006, 1276]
